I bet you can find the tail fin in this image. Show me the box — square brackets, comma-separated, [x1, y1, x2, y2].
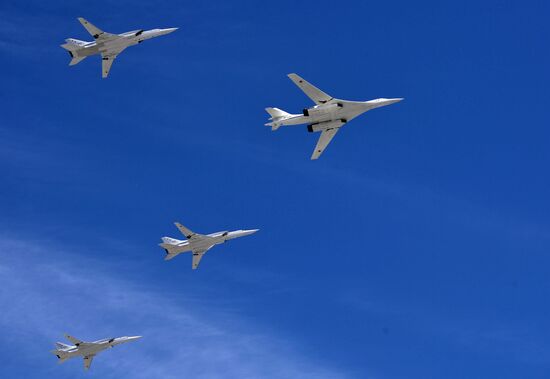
[55, 342, 71, 350]
[266, 107, 290, 120]
[60, 39, 87, 66]
[265, 108, 290, 131]
[63, 38, 87, 48]
[161, 237, 181, 245]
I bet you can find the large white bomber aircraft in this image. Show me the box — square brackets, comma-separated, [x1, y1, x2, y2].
[266, 73, 403, 159]
[159, 222, 258, 269]
[51, 334, 141, 370]
[61, 18, 177, 78]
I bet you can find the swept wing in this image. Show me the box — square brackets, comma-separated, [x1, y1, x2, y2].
[83, 355, 95, 370]
[311, 128, 340, 160]
[65, 334, 84, 346]
[175, 222, 197, 239]
[78, 17, 117, 42]
[192, 246, 214, 270]
[101, 48, 125, 78]
[288, 73, 333, 104]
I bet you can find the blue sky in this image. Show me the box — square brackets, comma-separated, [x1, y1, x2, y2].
[1, 0, 550, 377]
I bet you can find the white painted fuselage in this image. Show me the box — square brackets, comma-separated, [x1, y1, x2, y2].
[159, 223, 259, 269]
[265, 73, 403, 159]
[61, 18, 177, 78]
[51, 335, 141, 370]
[66, 28, 177, 59]
[267, 98, 403, 131]
[163, 229, 259, 254]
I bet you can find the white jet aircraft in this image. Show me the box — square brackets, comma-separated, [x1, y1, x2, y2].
[61, 17, 177, 78]
[266, 73, 403, 159]
[159, 222, 259, 269]
[51, 334, 141, 370]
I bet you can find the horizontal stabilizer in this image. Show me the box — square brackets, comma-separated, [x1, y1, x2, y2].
[61, 40, 87, 66]
[164, 252, 178, 260]
[51, 351, 69, 363]
[69, 56, 86, 66]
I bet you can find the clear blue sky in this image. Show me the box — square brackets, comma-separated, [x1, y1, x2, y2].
[1, 0, 550, 378]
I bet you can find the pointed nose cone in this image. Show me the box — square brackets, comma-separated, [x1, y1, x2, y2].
[162, 27, 178, 35]
[368, 97, 403, 109]
[127, 336, 142, 341]
[383, 98, 404, 106]
[242, 229, 259, 236]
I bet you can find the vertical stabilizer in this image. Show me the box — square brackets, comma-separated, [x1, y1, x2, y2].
[265, 107, 290, 120]
[265, 108, 291, 131]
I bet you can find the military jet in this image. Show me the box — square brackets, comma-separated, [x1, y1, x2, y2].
[51, 334, 141, 370]
[265, 73, 403, 159]
[61, 17, 177, 78]
[159, 222, 259, 269]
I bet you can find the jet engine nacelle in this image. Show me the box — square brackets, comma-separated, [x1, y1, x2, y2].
[307, 119, 346, 133]
[303, 103, 342, 117]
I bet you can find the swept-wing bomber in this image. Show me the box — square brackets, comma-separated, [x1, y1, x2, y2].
[61, 17, 177, 78]
[159, 222, 259, 269]
[266, 73, 403, 159]
[51, 334, 141, 370]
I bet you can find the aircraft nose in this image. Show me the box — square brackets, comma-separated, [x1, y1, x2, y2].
[244, 229, 259, 235]
[372, 98, 403, 108]
[385, 98, 404, 105]
[162, 27, 178, 34]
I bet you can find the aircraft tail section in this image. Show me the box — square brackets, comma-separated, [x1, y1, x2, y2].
[161, 237, 182, 245]
[265, 108, 290, 131]
[69, 56, 86, 65]
[266, 107, 290, 120]
[61, 39, 87, 65]
[55, 342, 71, 350]
[159, 237, 187, 260]
[51, 349, 69, 363]
[164, 251, 179, 260]
[64, 38, 87, 48]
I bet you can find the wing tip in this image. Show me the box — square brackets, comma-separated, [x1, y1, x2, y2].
[310, 150, 322, 160]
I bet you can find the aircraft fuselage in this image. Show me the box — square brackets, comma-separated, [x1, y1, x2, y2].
[169, 229, 258, 252]
[69, 28, 177, 58]
[271, 98, 403, 130]
[53, 336, 141, 360]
